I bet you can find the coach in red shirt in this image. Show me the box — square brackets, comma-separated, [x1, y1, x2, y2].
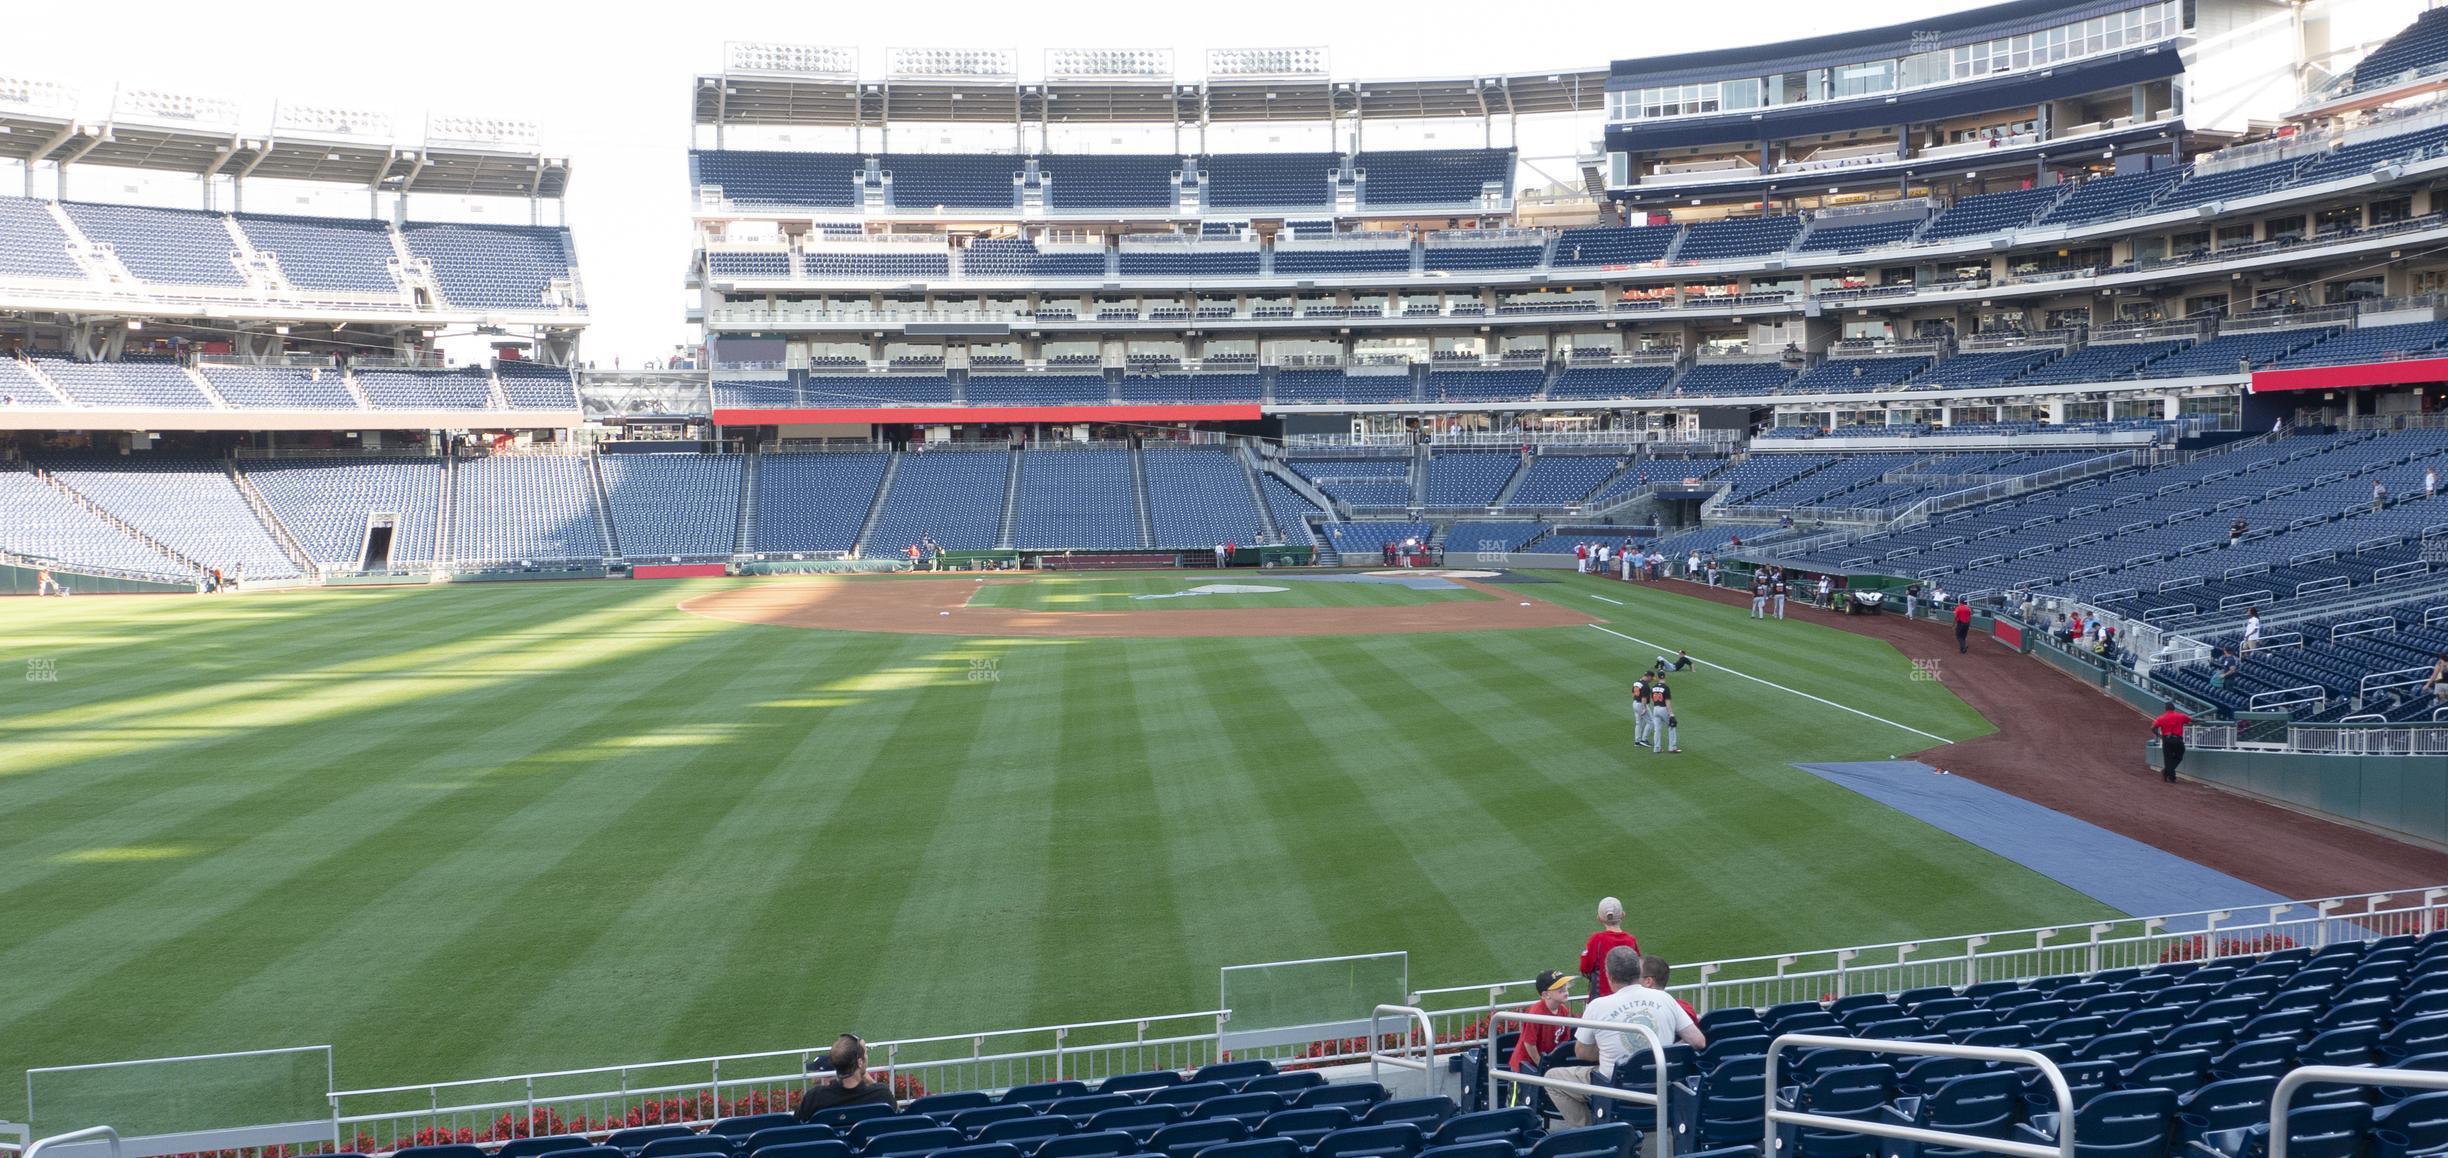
[1506, 971, 1576, 1073]
[1953, 601, 1974, 654]
[1579, 897, 1641, 997]
[2154, 701, 2192, 784]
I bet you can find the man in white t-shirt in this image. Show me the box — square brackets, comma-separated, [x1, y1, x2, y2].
[1544, 947, 1706, 1127]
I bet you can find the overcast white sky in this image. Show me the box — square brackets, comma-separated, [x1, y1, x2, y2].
[9, 0, 1999, 365]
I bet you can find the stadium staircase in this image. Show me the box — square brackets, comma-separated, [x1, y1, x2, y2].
[223, 218, 296, 299]
[850, 452, 901, 559]
[1406, 444, 1429, 508]
[995, 444, 1024, 550]
[185, 365, 234, 409]
[225, 460, 320, 580]
[1236, 445, 1281, 542]
[1128, 445, 1157, 548]
[10, 354, 72, 405]
[1260, 454, 1340, 519]
[434, 452, 458, 567]
[1487, 456, 1534, 510]
[30, 465, 203, 575]
[733, 452, 760, 555]
[586, 454, 623, 560]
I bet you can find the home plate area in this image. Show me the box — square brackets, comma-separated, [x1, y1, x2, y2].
[677, 571, 1596, 638]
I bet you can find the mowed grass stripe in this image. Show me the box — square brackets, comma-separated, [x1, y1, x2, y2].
[1182, 637, 1504, 974]
[166, 624, 802, 1066]
[0, 593, 620, 895]
[1119, 638, 1342, 995]
[0, 590, 702, 947]
[0, 601, 760, 1066]
[644, 633, 979, 1062]
[0, 587, 666, 795]
[446, 633, 921, 1070]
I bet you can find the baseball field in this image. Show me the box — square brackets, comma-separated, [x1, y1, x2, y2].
[0, 568, 2118, 1114]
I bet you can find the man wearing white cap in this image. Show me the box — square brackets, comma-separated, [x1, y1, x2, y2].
[1577, 897, 1641, 999]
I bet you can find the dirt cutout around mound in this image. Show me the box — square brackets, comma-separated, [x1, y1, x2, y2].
[678, 574, 1597, 639]
[1654, 577, 2448, 899]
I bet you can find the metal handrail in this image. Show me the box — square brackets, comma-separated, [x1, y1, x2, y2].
[1764, 1035, 2074, 1158]
[1367, 1005, 1445, 1099]
[1487, 1010, 1669, 1129]
[2269, 1065, 2448, 1158]
[23, 1128, 120, 1158]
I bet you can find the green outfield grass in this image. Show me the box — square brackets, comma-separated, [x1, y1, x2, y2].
[962, 572, 1486, 611]
[0, 571, 2118, 1116]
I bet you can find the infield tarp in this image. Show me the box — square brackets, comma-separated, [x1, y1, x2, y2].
[1794, 760, 2290, 925]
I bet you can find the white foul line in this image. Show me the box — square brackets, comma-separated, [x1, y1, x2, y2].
[1585, 621, 1954, 745]
[1588, 594, 1626, 606]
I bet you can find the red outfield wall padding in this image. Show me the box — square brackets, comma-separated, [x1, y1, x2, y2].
[2250, 357, 2448, 393]
[633, 564, 727, 579]
[711, 404, 1265, 425]
[1992, 620, 2026, 651]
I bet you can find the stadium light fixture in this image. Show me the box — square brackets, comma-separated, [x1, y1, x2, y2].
[1206, 47, 1329, 79]
[113, 86, 241, 132]
[887, 48, 1017, 80]
[425, 113, 540, 151]
[1047, 48, 1173, 80]
[726, 42, 858, 79]
[0, 74, 78, 117]
[272, 101, 393, 141]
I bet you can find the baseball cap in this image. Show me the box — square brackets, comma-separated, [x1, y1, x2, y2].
[1534, 970, 1571, 995]
[1597, 896, 1624, 922]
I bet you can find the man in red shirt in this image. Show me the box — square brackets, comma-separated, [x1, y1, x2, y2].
[2154, 701, 2192, 784]
[1506, 970, 1576, 1078]
[1579, 897, 1641, 997]
[1953, 600, 1974, 654]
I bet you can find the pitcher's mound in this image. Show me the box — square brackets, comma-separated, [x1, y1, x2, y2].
[680, 575, 1595, 638]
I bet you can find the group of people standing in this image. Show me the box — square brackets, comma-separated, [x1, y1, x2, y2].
[1573, 540, 1670, 580]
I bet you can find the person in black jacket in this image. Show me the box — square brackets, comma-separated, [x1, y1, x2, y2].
[793, 1034, 896, 1121]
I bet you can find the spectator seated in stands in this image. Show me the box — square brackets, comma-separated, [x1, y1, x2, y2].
[794, 1035, 896, 1121]
[1508, 970, 1580, 1078]
[1545, 948, 1705, 1128]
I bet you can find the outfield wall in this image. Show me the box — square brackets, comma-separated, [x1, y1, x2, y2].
[2156, 744, 2448, 852]
[0, 560, 191, 596]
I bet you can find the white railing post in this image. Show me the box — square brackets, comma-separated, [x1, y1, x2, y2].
[1764, 1035, 2073, 1158]
[1367, 1005, 1442, 1100]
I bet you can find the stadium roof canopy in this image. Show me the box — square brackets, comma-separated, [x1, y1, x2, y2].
[693, 44, 1608, 127]
[0, 77, 570, 198]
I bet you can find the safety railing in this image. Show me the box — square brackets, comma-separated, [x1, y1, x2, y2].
[1366, 1006, 1447, 1100]
[1764, 1036, 2072, 1158]
[0, 1122, 28, 1158]
[2269, 1065, 2448, 1158]
[1487, 1011, 1669, 1133]
[20, 1129, 117, 1158]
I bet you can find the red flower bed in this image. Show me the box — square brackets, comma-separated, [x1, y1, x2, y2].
[2157, 932, 2299, 962]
